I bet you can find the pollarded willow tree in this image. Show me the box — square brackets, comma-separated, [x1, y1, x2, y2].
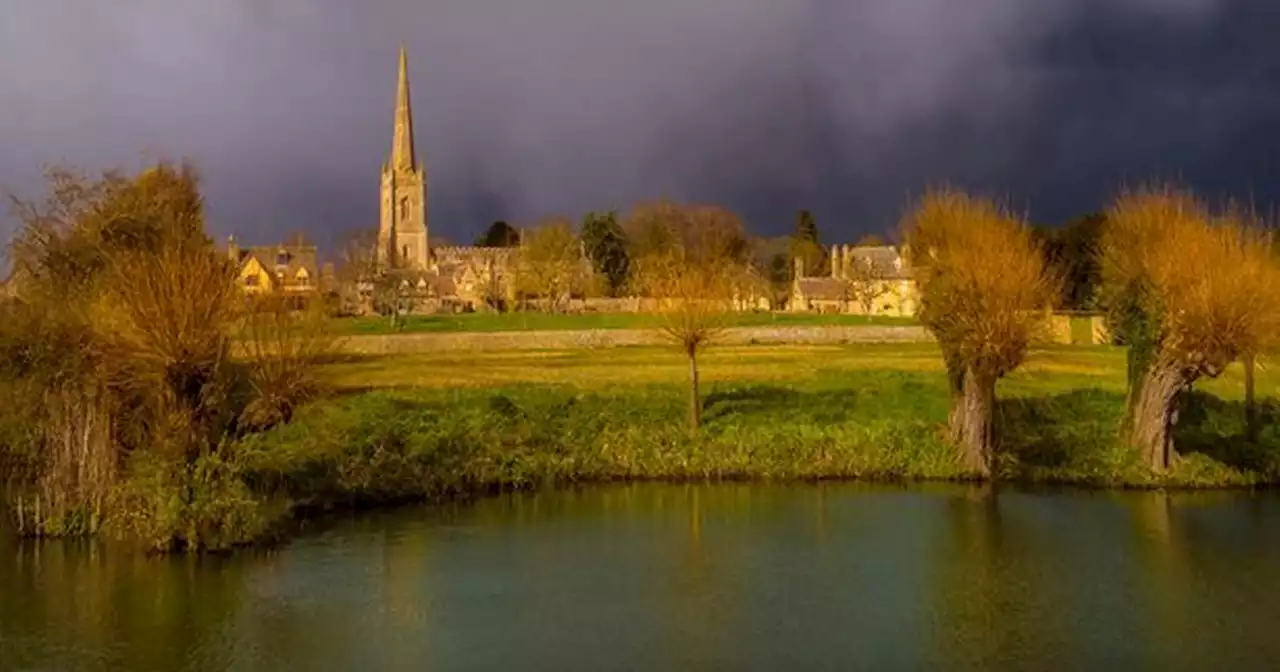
[1099, 186, 1280, 470]
[903, 188, 1058, 476]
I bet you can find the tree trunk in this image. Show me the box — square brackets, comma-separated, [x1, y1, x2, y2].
[943, 347, 968, 445]
[1127, 362, 1185, 471]
[1245, 353, 1258, 443]
[688, 346, 701, 430]
[953, 370, 995, 477]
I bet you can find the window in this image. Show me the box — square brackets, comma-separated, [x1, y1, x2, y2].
[402, 244, 409, 262]
[276, 252, 289, 266]
[245, 275, 260, 287]
[296, 271, 310, 287]
[399, 197, 410, 221]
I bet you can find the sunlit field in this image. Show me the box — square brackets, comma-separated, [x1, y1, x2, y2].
[318, 342, 1276, 400]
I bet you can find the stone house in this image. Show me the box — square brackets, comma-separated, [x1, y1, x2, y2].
[227, 236, 332, 308]
[790, 245, 920, 317]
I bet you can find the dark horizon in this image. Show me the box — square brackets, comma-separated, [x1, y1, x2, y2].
[3, 0, 1279, 258]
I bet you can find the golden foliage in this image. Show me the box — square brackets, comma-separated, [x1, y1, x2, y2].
[515, 217, 589, 310]
[1, 161, 334, 541]
[633, 254, 738, 350]
[1101, 185, 1280, 375]
[904, 187, 1058, 381]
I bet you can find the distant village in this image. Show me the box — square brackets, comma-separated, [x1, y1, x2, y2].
[221, 48, 920, 320]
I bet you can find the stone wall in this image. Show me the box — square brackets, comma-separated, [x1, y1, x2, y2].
[340, 325, 933, 354]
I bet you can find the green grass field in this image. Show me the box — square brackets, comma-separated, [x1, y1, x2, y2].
[144, 341, 1280, 548]
[331, 311, 917, 335]
[316, 342, 1271, 401]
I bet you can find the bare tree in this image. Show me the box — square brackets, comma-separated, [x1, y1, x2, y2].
[476, 255, 509, 312]
[346, 228, 420, 328]
[1099, 186, 1280, 470]
[333, 227, 379, 316]
[516, 217, 588, 312]
[371, 267, 420, 328]
[237, 292, 340, 431]
[846, 254, 891, 314]
[622, 200, 684, 261]
[903, 188, 1058, 476]
[628, 202, 750, 429]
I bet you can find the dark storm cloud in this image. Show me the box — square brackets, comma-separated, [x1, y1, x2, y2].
[2, 0, 1276, 256]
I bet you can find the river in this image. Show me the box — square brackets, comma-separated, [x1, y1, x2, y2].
[3, 483, 1280, 670]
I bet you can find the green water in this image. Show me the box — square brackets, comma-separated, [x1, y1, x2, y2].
[3, 483, 1280, 670]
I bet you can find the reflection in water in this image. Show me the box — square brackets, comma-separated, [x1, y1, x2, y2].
[4, 484, 1280, 670]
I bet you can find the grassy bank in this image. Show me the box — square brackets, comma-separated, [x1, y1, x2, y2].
[332, 311, 916, 335]
[8, 343, 1277, 550]
[190, 344, 1278, 549]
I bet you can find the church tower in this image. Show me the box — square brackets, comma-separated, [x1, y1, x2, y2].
[378, 46, 429, 269]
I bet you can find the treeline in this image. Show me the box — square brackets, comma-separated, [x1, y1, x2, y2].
[0, 164, 332, 548]
[463, 203, 763, 308]
[460, 206, 1110, 313]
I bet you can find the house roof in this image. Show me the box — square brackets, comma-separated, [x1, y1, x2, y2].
[234, 244, 319, 287]
[797, 277, 847, 301]
[846, 246, 912, 280]
[393, 268, 458, 298]
[429, 275, 457, 297]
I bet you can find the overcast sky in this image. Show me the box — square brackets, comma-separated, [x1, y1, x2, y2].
[2, 0, 1278, 255]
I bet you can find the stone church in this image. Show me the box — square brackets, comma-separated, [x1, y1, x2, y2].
[376, 47, 516, 311]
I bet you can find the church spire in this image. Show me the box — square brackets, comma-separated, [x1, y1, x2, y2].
[390, 45, 417, 171]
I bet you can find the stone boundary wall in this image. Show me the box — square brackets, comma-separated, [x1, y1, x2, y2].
[341, 325, 934, 355]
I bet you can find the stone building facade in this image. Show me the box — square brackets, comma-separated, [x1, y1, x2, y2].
[791, 245, 919, 316]
[227, 236, 332, 308]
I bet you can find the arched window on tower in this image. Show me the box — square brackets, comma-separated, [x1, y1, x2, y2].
[402, 245, 409, 262]
[399, 197, 409, 221]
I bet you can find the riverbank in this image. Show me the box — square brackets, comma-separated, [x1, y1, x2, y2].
[7, 344, 1278, 551]
[215, 350, 1277, 550]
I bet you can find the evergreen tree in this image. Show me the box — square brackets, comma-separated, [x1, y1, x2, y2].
[1044, 213, 1106, 310]
[789, 209, 826, 277]
[581, 210, 630, 296]
[796, 209, 819, 244]
[477, 220, 520, 247]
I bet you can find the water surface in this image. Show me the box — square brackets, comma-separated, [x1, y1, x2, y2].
[3, 483, 1280, 670]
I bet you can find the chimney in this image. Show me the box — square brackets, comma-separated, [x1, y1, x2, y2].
[227, 235, 240, 263]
